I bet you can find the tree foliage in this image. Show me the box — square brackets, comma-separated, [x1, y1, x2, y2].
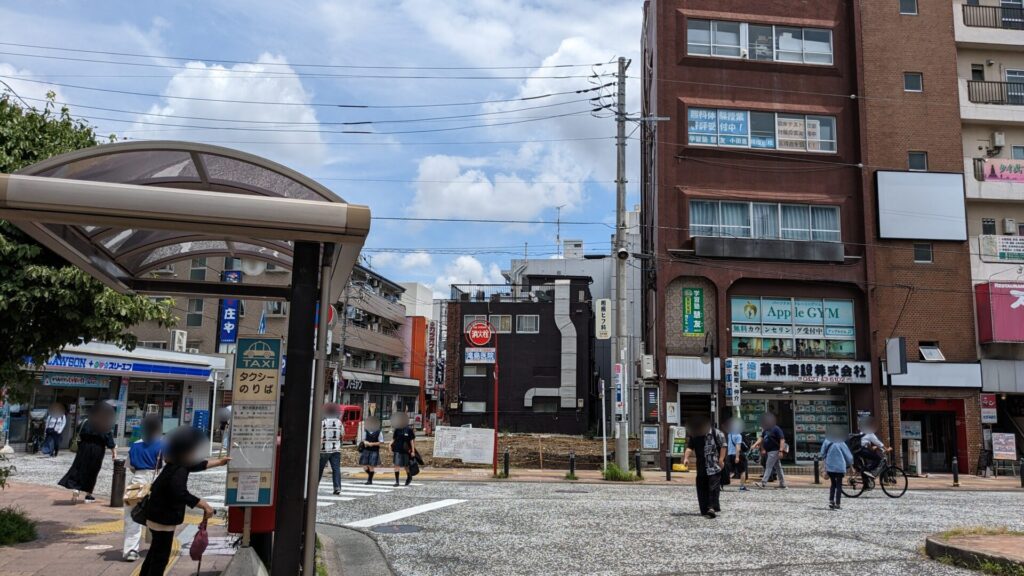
[0, 93, 175, 399]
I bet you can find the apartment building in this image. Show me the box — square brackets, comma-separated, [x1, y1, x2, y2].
[956, 0, 1024, 463]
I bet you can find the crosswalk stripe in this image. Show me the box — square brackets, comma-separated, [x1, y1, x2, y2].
[316, 496, 355, 502]
[322, 488, 390, 496]
[338, 481, 423, 487]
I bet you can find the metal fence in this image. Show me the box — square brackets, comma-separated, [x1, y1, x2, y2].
[962, 4, 1024, 30]
[967, 80, 1024, 105]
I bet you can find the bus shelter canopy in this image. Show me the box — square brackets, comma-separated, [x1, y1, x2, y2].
[0, 141, 369, 301]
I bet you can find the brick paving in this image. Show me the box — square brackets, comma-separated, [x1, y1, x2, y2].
[0, 482, 235, 576]
[944, 535, 1024, 563]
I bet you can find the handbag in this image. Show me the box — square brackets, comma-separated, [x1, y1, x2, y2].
[408, 458, 420, 477]
[357, 441, 365, 453]
[190, 520, 209, 561]
[124, 481, 152, 506]
[130, 494, 149, 524]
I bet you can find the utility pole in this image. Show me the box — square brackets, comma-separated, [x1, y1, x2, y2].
[614, 56, 630, 471]
[334, 281, 351, 403]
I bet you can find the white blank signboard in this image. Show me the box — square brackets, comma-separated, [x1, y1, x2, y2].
[433, 425, 495, 464]
[876, 171, 966, 241]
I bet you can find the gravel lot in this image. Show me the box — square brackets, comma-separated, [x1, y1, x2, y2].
[10, 452, 1023, 575]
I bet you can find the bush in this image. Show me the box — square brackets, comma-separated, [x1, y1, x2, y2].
[0, 507, 37, 546]
[602, 463, 640, 482]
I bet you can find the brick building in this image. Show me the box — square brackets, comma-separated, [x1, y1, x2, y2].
[641, 0, 982, 472]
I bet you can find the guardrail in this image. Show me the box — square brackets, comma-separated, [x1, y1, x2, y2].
[962, 4, 1024, 30]
[966, 80, 1024, 105]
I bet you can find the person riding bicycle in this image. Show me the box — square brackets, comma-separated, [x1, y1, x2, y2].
[857, 417, 885, 478]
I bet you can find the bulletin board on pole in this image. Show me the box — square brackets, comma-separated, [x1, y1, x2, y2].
[225, 336, 282, 507]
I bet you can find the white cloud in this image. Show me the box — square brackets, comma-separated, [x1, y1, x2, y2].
[366, 253, 397, 269]
[400, 252, 433, 270]
[430, 255, 505, 297]
[130, 53, 327, 168]
[0, 63, 63, 104]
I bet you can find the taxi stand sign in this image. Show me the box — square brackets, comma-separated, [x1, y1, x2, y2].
[225, 336, 282, 507]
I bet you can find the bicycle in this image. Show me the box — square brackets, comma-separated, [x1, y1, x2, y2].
[841, 449, 908, 499]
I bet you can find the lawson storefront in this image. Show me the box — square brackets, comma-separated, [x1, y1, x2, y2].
[8, 342, 227, 449]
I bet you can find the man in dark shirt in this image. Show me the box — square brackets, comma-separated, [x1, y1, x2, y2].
[683, 415, 726, 519]
[390, 412, 416, 486]
[752, 413, 787, 489]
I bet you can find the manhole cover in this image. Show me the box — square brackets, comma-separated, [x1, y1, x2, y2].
[555, 489, 589, 494]
[84, 544, 113, 550]
[371, 524, 422, 534]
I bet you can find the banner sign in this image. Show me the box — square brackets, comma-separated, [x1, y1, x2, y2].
[226, 336, 282, 507]
[992, 432, 1017, 461]
[682, 288, 705, 336]
[218, 270, 242, 346]
[464, 348, 496, 364]
[724, 358, 741, 407]
[42, 373, 111, 389]
[729, 358, 870, 384]
[730, 296, 856, 360]
[595, 298, 612, 340]
[982, 158, 1024, 182]
[981, 393, 998, 424]
[979, 235, 1024, 263]
[976, 282, 1024, 343]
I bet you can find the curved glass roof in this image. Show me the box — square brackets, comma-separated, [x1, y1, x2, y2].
[14, 141, 345, 276]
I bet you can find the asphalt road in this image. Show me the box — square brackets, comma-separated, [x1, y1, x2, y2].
[12, 453, 1024, 575]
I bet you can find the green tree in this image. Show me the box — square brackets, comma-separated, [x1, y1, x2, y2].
[0, 93, 175, 399]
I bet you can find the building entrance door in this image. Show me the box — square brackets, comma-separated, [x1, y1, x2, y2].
[903, 410, 956, 473]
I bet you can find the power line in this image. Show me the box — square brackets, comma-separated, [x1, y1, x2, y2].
[0, 41, 609, 71]
[0, 76, 613, 109]
[374, 216, 613, 227]
[123, 136, 615, 146]
[0, 50, 608, 80]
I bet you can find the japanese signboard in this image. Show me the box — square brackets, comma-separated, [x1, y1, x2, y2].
[426, 320, 437, 395]
[979, 235, 1024, 263]
[644, 386, 659, 423]
[730, 296, 856, 359]
[433, 425, 495, 464]
[613, 363, 624, 416]
[981, 158, 1024, 183]
[682, 288, 705, 336]
[642, 426, 660, 450]
[218, 270, 242, 346]
[900, 420, 922, 440]
[595, 298, 612, 340]
[42, 373, 111, 389]
[976, 282, 1024, 343]
[464, 348, 496, 364]
[728, 358, 870, 384]
[992, 432, 1017, 461]
[226, 336, 282, 507]
[981, 393, 998, 424]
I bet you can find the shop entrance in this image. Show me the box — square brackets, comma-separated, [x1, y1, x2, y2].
[740, 384, 851, 464]
[902, 410, 956, 473]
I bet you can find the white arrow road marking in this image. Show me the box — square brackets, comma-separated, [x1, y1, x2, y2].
[344, 499, 467, 529]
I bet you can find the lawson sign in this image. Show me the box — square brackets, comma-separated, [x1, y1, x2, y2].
[35, 353, 213, 380]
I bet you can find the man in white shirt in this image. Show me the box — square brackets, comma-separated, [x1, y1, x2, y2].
[858, 417, 885, 477]
[43, 403, 67, 457]
[318, 404, 343, 495]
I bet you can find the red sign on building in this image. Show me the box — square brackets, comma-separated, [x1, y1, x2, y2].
[976, 282, 1024, 343]
[466, 321, 494, 347]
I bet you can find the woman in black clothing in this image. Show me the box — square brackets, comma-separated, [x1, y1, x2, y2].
[390, 412, 416, 487]
[139, 426, 229, 576]
[58, 402, 117, 503]
[360, 416, 383, 485]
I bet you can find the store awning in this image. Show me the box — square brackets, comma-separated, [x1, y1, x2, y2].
[38, 341, 227, 382]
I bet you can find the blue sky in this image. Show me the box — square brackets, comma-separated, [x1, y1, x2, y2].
[0, 1, 642, 295]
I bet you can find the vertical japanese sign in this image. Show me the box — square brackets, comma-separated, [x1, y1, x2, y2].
[218, 270, 242, 346]
[683, 288, 705, 336]
[613, 363, 624, 416]
[225, 336, 282, 507]
[980, 393, 998, 424]
[595, 298, 612, 340]
[426, 320, 437, 396]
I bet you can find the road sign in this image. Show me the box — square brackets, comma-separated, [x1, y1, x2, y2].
[226, 336, 282, 507]
[466, 321, 494, 346]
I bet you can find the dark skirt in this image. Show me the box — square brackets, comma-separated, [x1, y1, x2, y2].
[393, 451, 411, 467]
[58, 441, 105, 493]
[359, 450, 381, 467]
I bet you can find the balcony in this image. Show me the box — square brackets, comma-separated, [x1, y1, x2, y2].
[348, 287, 406, 324]
[966, 157, 1024, 200]
[960, 80, 1024, 125]
[956, 3, 1024, 48]
[342, 322, 405, 358]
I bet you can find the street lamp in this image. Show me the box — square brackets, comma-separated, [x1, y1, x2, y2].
[701, 331, 717, 428]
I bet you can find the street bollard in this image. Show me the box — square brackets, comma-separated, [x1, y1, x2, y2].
[635, 452, 643, 479]
[813, 454, 820, 485]
[110, 458, 126, 508]
[569, 451, 576, 478]
[503, 448, 510, 478]
[665, 451, 672, 482]
[952, 456, 960, 487]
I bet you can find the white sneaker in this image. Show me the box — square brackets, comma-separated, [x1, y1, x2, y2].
[124, 551, 139, 562]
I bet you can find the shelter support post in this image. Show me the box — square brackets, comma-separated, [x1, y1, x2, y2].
[271, 241, 320, 576]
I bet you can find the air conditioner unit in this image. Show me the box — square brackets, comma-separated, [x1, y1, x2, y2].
[993, 131, 1006, 148]
[171, 330, 188, 352]
[1004, 218, 1017, 234]
[187, 347, 200, 354]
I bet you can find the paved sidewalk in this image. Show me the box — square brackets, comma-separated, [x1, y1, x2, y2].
[0, 482, 235, 576]
[341, 465, 1024, 490]
[926, 530, 1024, 572]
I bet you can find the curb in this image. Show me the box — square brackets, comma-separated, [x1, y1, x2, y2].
[925, 535, 1024, 573]
[318, 523, 395, 576]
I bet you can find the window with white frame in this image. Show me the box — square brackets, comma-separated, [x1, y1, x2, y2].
[186, 298, 204, 327]
[266, 301, 289, 316]
[690, 201, 841, 242]
[489, 314, 512, 333]
[463, 364, 487, 377]
[516, 314, 540, 334]
[463, 314, 487, 332]
[688, 107, 837, 153]
[687, 19, 833, 65]
[189, 257, 206, 281]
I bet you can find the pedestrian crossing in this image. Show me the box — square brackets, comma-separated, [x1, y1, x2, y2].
[199, 478, 423, 509]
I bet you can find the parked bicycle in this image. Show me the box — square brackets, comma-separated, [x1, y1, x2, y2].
[841, 438, 908, 498]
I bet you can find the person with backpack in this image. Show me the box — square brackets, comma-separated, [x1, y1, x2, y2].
[725, 417, 748, 491]
[682, 415, 727, 519]
[42, 403, 67, 457]
[122, 414, 164, 562]
[820, 426, 854, 510]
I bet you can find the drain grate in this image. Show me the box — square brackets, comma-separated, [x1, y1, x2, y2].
[371, 524, 422, 534]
